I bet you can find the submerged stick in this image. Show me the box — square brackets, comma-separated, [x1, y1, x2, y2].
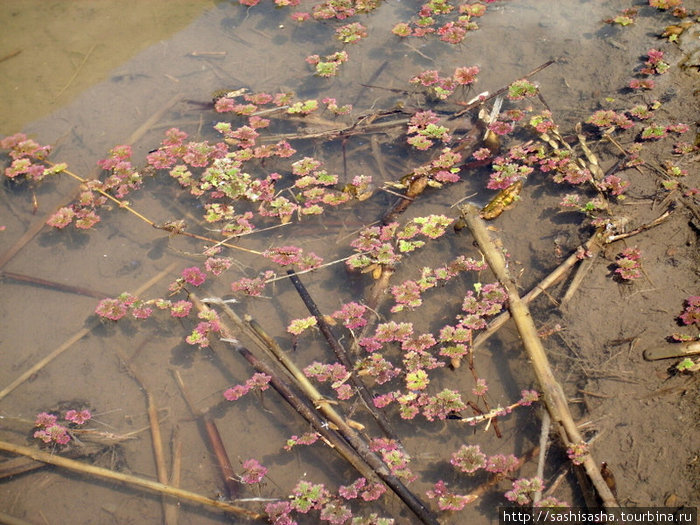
[0, 261, 179, 402]
[460, 204, 619, 510]
[643, 340, 700, 361]
[173, 370, 241, 500]
[469, 206, 674, 355]
[0, 440, 262, 519]
[190, 295, 439, 525]
[113, 344, 172, 523]
[0, 93, 181, 271]
[0, 270, 110, 299]
[164, 426, 182, 525]
[213, 301, 375, 443]
[285, 270, 402, 443]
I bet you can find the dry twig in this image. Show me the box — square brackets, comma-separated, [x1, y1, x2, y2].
[460, 204, 619, 510]
[0, 439, 262, 519]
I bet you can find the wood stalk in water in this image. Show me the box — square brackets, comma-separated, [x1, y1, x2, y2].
[173, 369, 241, 500]
[0, 261, 179, 402]
[285, 269, 402, 443]
[460, 203, 620, 510]
[0, 270, 110, 299]
[0, 439, 263, 519]
[190, 294, 439, 525]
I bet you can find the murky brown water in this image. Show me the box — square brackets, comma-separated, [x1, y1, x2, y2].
[2, 1, 697, 524]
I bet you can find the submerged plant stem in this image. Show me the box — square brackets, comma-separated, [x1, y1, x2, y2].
[460, 203, 619, 510]
[0, 439, 262, 519]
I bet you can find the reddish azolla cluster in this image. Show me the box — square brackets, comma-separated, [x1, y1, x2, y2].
[392, 0, 491, 43]
[230, 270, 276, 297]
[505, 477, 544, 505]
[406, 110, 451, 150]
[390, 255, 487, 312]
[566, 441, 588, 466]
[51, 145, 142, 230]
[304, 361, 354, 400]
[346, 215, 454, 274]
[506, 79, 538, 101]
[264, 476, 390, 525]
[338, 477, 386, 502]
[240, 458, 268, 484]
[678, 296, 700, 327]
[185, 309, 223, 348]
[629, 48, 669, 90]
[426, 480, 477, 511]
[614, 247, 643, 281]
[96, 262, 221, 323]
[335, 22, 367, 43]
[0, 135, 144, 230]
[33, 409, 92, 446]
[586, 109, 634, 131]
[264, 246, 323, 270]
[409, 66, 479, 102]
[223, 372, 272, 401]
[284, 431, 320, 451]
[331, 301, 368, 330]
[0, 133, 54, 182]
[641, 48, 670, 75]
[306, 51, 349, 78]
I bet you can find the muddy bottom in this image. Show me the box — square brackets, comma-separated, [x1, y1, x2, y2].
[0, 1, 698, 524]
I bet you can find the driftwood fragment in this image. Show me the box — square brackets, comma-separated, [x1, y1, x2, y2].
[0, 439, 263, 519]
[189, 294, 439, 525]
[173, 370, 241, 500]
[285, 270, 402, 443]
[459, 204, 619, 510]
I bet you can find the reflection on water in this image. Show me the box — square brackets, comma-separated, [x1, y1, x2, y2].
[0, 1, 658, 523]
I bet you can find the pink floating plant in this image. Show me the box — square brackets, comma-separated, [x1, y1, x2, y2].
[95, 297, 129, 321]
[65, 409, 92, 425]
[181, 266, 207, 286]
[240, 458, 268, 484]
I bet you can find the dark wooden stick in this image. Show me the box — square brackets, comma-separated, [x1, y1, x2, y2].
[285, 270, 402, 444]
[190, 294, 439, 525]
[113, 344, 173, 524]
[1, 270, 110, 299]
[238, 342, 439, 525]
[173, 370, 241, 500]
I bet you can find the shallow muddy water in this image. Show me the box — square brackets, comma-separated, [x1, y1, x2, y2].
[1, 1, 698, 524]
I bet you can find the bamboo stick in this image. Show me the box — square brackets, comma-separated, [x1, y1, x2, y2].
[214, 302, 369, 440]
[189, 294, 439, 525]
[164, 426, 182, 525]
[0, 439, 263, 519]
[468, 206, 673, 356]
[459, 203, 619, 510]
[112, 341, 175, 524]
[470, 230, 601, 354]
